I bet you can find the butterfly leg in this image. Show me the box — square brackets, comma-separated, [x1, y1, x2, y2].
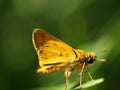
[86, 66, 94, 81]
[64, 69, 71, 90]
[79, 62, 86, 89]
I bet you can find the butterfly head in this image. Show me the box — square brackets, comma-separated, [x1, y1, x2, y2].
[86, 52, 106, 64]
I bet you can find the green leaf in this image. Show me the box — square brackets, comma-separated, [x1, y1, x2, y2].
[74, 78, 104, 89]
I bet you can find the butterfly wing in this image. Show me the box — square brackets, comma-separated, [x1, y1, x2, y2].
[32, 29, 77, 67]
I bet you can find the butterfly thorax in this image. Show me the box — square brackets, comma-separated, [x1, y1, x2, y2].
[77, 49, 96, 64]
[67, 49, 97, 72]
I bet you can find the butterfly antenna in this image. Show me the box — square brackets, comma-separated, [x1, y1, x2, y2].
[96, 48, 107, 54]
[97, 58, 106, 62]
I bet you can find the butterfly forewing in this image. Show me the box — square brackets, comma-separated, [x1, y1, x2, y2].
[32, 29, 77, 67]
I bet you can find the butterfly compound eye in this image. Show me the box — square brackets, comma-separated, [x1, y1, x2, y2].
[88, 58, 94, 64]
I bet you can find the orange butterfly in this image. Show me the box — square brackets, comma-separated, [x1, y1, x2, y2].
[32, 29, 105, 90]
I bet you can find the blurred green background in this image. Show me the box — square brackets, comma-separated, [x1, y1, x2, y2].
[0, 0, 120, 90]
